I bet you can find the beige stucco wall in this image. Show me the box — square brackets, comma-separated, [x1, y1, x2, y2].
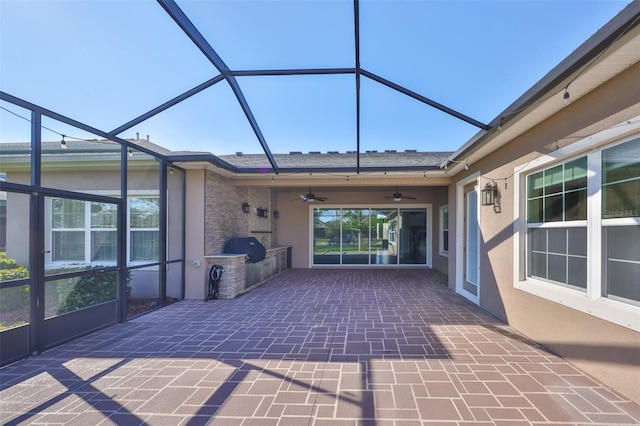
[275, 190, 311, 268]
[450, 62, 640, 402]
[167, 167, 184, 262]
[5, 191, 30, 266]
[184, 169, 206, 300]
[430, 188, 449, 274]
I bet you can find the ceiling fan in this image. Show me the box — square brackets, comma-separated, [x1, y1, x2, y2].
[296, 188, 328, 202]
[384, 187, 416, 202]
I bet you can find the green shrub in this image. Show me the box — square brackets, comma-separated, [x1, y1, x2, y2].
[0, 252, 17, 269]
[0, 254, 30, 311]
[59, 269, 131, 314]
[0, 266, 29, 282]
[0, 253, 30, 282]
[0, 254, 132, 315]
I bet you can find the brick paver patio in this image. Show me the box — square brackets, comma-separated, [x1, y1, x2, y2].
[1, 268, 638, 425]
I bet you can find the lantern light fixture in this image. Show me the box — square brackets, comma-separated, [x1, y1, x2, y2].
[481, 181, 499, 206]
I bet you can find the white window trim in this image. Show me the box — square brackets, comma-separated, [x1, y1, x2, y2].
[46, 198, 116, 267]
[465, 189, 480, 287]
[45, 191, 160, 268]
[127, 195, 161, 265]
[513, 116, 640, 331]
[439, 205, 449, 256]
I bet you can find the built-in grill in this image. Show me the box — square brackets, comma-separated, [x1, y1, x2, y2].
[223, 237, 267, 263]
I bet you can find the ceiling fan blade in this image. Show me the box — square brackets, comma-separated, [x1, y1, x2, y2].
[295, 189, 327, 202]
[384, 187, 416, 201]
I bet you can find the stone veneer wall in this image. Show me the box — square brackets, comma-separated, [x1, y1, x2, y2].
[247, 186, 272, 248]
[204, 172, 277, 255]
[204, 171, 247, 255]
[270, 189, 278, 246]
[204, 254, 246, 299]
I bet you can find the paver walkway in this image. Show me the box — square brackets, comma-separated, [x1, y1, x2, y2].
[1, 268, 638, 425]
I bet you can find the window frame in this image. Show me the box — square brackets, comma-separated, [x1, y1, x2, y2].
[50, 198, 87, 262]
[525, 154, 588, 291]
[89, 201, 118, 262]
[127, 195, 161, 264]
[439, 205, 449, 256]
[513, 117, 640, 331]
[46, 191, 160, 268]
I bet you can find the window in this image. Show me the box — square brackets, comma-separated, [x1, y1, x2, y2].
[129, 197, 160, 262]
[91, 202, 117, 261]
[601, 140, 640, 305]
[51, 199, 118, 262]
[515, 126, 640, 331]
[526, 156, 587, 289]
[48, 195, 159, 265]
[439, 205, 449, 255]
[51, 199, 86, 261]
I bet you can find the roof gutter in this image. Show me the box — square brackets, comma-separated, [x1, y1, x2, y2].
[164, 153, 240, 173]
[164, 152, 448, 175]
[232, 165, 446, 174]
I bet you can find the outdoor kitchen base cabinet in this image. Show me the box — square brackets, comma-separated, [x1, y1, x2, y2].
[245, 261, 271, 290]
[205, 246, 290, 299]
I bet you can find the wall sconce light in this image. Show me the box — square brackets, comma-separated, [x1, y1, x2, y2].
[481, 181, 499, 206]
[242, 202, 250, 213]
[273, 210, 279, 219]
[256, 207, 268, 218]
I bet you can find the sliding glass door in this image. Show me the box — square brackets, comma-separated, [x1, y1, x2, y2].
[371, 209, 398, 264]
[342, 209, 370, 264]
[312, 206, 429, 266]
[313, 209, 340, 265]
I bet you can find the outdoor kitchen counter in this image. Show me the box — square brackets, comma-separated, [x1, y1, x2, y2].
[204, 246, 291, 299]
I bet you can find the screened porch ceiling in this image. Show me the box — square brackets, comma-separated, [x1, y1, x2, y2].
[0, 0, 636, 180]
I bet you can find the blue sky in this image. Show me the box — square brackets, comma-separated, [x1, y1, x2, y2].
[0, 0, 631, 156]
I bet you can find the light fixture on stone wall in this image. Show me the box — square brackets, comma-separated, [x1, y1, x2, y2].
[256, 207, 268, 218]
[273, 210, 279, 219]
[242, 202, 250, 213]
